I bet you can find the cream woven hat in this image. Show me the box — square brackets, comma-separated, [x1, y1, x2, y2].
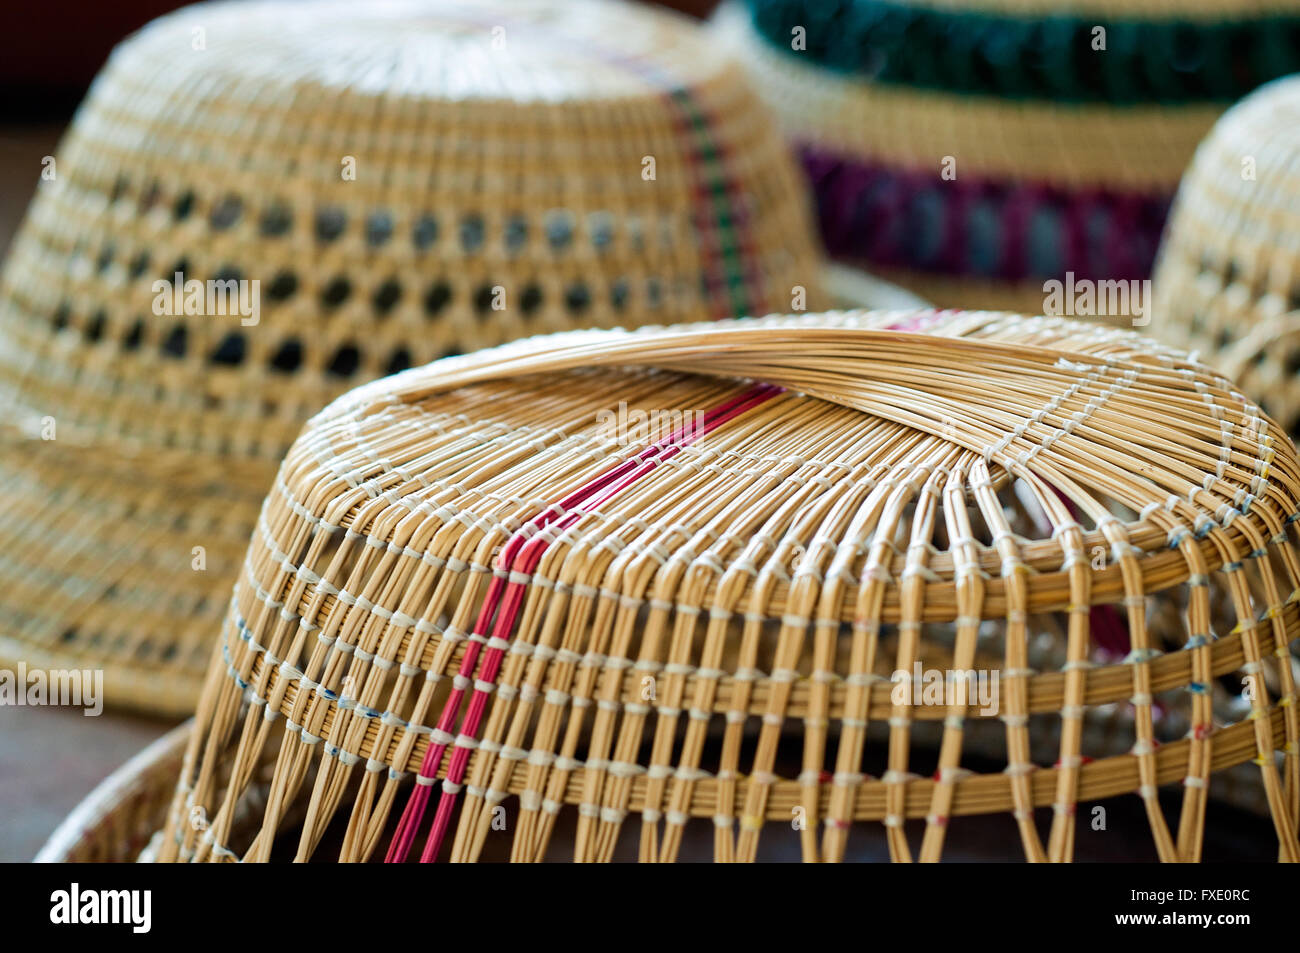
[149, 310, 1298, 864]
[1152, 75, 1300, 435]
[0, 0, 909, 716]
[710, 0, 1300, 316]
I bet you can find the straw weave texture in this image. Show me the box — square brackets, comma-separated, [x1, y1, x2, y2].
[1152, 76, 1300, 436]
[0, 0, 838, 715]
[155, 310, 1300, 863]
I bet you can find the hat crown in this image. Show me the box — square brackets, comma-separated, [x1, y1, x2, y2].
[0, 0, 825, 466]
[158, 310, 1300, 863]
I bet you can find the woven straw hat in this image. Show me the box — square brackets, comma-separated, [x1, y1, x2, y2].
[143, 309, 1299, 864]
[0, 0, 913, 716]
[710, 0, 1300, 315]
[1152, 75, 1300, 435]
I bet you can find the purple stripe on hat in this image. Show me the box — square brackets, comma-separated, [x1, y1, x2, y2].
[799, 145, 1172, 284]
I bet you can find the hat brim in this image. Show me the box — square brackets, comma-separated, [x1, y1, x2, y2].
[0, 433, 266, 716]
[39, 713, 1275, 862]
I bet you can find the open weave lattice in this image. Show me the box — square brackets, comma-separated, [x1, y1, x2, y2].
[0, 0, 832, 715]
[1153, 75, 1300, 437]
[159, 310, 1299, 863]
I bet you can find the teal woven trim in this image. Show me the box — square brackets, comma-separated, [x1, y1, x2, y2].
[745, 0, 1300, 105]
[667, 87, 755, 319]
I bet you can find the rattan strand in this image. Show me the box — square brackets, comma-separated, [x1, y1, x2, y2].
[0, 0, 873, 716]
[154, 309, 1299, 863]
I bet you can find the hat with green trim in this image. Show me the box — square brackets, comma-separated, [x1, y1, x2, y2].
[711, 0, 1300, 314]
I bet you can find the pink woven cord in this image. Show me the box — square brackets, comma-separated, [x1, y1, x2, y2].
[881, 310, 952, 334]
[385, 382, 780, 862]
[415, 388, 775, 861]
[1046, 487, 1131, 660]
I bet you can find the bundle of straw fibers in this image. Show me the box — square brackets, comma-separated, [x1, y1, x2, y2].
[157, 310, 1298, 863]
